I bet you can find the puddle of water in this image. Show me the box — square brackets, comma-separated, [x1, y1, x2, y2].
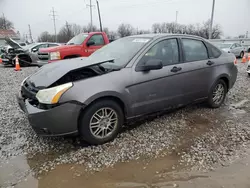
[1, 154, 180, 188]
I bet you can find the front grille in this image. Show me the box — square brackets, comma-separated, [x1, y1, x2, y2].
[21, 80, 39, 106]
[38, 52, 49, 61]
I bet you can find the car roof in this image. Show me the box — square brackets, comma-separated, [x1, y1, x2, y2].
[127, 33, 205, 40]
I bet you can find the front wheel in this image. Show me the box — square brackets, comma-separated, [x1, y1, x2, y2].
[79, 100, 124, 145]
[207, 79, 227, 108]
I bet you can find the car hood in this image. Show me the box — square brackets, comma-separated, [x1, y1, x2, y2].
[28, 56, 114, 88]
[39, 44, 78, 53]
[4, 37, 22, 49]
[221, 48, 231, 52]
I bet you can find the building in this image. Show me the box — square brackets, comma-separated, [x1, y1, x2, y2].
[0, 29, 20, 47]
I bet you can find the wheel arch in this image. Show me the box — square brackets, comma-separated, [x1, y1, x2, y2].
[77, 94, 128, 130]
[214, 74, 230, 92]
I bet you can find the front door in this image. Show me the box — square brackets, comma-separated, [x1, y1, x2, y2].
[85, 34, 105, 56]
[128, 38, 185, 116]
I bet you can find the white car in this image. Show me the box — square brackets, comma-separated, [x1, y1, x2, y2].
[216, 43, 245, 58]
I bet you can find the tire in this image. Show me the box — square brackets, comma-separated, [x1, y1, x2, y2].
[240, 51, 244, 58]
[207, 79, 227, 108]
[79, 99, 124, 145]
[248, 73, 250, 77]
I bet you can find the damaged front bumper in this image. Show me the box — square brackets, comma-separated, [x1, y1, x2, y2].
[16, 92, 82, 136]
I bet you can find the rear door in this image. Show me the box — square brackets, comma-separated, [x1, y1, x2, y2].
[176, 38, 214, 102]
[85, 34, 105, 56]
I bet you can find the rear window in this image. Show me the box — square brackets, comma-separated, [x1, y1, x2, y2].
[205, 42, 222, 58]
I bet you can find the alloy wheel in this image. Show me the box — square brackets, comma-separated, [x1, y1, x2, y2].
[89, 107, 118, 139]
[212, 83, 225, 105]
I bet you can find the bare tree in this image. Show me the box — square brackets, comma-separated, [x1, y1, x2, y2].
[152, 19, 222, 39]
[152, 23, 162, 33]
[137, 29, 151, 34]
[117, 23, 134, 37]
[82, 24, 98, 33]
[57, 22, 74, 43]
[0, 16, 14, 29]
[57, 22, 83, 43]
[37, 31, 54, 42]
[72, 24, 82, 36]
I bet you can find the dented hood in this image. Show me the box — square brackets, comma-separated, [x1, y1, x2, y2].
[5, 37, 22, 49]
[28, 57, 114, 88]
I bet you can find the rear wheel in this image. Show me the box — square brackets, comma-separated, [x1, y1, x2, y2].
[207, 79, 227, 108]
[248, 73, 250, 77]
[79, 100, 124, 145]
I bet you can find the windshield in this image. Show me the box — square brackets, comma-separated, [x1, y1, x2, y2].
[23, 43, 38, 50]
[217, 43, 232, 49]
[89, 37, 152, 68]
[66, 33, 89, 45]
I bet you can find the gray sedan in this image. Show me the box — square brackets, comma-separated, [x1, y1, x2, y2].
[17, 34, 238, 145]
[216, 43, 245, 58]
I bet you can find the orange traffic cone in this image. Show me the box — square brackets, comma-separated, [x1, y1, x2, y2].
[14, 56, 21, 71]
[0, 58, 2, 64]
[241, 55, 247, 63]
[242, 53, 247, 63]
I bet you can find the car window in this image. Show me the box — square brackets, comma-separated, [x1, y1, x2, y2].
[138, 39, 179, 67]
[88, 34, 105, 46]
[231, 44, 236, 49]
[182, 39, 208, 62]
[205, 42, 222, 58]
[34, 44, 47, 50]
[48, 43, 59, 47]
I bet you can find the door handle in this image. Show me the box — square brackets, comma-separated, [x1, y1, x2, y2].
[171, 66, 182, 73]
[207, 61, 215, 66]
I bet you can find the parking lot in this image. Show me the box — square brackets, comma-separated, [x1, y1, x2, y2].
[0, 60, 250, 188]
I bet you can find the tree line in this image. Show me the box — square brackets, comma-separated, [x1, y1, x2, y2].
[37, 19, 223, 43]
[0, 16, 227, 43]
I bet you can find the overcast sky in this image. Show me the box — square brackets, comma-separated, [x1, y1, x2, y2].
[1, 0, 250, 40]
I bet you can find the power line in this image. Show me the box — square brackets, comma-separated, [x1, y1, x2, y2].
[50, 7, 58, 42]
[28, 24, 33, 43]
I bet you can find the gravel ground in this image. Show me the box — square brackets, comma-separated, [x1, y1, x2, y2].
[0, 62, 250, 186]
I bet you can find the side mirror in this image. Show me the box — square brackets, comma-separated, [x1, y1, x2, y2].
[86, 41, 95, 47]
[32, 48, 38, 52]
[137, 59, 163, 72]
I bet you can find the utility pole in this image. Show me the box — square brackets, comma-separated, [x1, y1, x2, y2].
[28, 24, 34, 43]
[209, 0, 215, 39]
[96, 0, 103, 32]
[175, 11, 178, 33]
[246, 31, 249, 38]
[2, 13, 6, 29]
[50, 7, 58, 42]
[87, 0, 94, 32]
[175, 11, 178, 24]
